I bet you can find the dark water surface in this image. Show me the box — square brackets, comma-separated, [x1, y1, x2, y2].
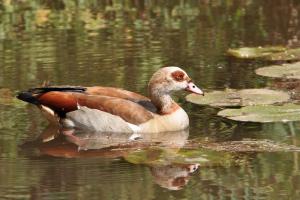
[1, 1, 300, 199]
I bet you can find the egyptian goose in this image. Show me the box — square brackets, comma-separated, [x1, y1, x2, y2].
[17, 67, 203, 133]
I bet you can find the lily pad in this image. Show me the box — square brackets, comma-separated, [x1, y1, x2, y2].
[255, 62, 300, 79]
[218, 103, 300, 122]
[268, 48, 300, 61]
[227, 47, 300, 61]
[227, 46, 286, 59]
[186, 89, 290, 107]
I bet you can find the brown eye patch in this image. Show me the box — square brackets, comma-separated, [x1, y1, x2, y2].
[171, 70, 185, 82]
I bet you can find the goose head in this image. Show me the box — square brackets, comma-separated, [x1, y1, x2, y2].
[148, 66, 203, 96]
[148, 66, 203, 113]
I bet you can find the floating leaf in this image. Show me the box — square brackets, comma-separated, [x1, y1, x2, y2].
[227, 47, 300, 61]
[268, 48, 300, 61]
[227, 46, 286, 59]
[186, 89, 290, 107]
[255, 62, 300, 79]
[218, 103, 300, 122]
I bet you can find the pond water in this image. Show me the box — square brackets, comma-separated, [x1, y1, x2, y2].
[1, 1, 300, 199]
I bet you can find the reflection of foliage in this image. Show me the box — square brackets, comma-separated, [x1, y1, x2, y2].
[1, 0, 300, 91]
[124, 147, 236, 167]
[188, 151, 300, 199]
[0, 105, 27, 158]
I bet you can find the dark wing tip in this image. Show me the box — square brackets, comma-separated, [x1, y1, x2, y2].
[16, 91, 40, 105]
[28, 86, 87, 93]
[17, 86, 87, 105]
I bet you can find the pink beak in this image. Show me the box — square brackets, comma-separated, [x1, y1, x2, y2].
[185, 82, 204, 95]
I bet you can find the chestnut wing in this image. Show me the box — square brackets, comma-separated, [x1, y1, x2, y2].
[38, 92, 154, 125]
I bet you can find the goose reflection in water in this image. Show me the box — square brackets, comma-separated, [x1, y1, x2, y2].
[150, 163, 199, 190]
[23, 126, 199, 190]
